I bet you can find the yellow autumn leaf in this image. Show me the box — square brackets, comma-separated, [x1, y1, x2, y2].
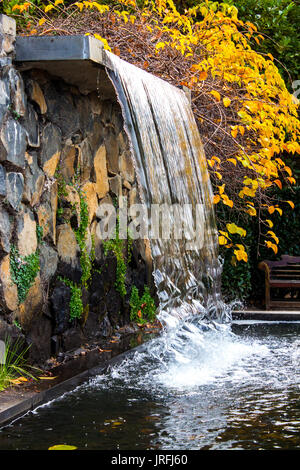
[268, 206, 275, 214]
[44, 4, 55, 12]
[275, 207, 282, 216]
[219, 235, 228, 245]
[198, 71, 208, 80]
[226, 158, 237, 166]
[267, 231, 279, 244]
[213, 194, 220, 204]
[234, 249, 248, 262]
[265, 219, 273, 228]
[210, 90, 221, 102]
[215, 172, 222, 180]
[39, 18, 46, 26]
[48, 445, 77, 450]
[155, 42, 166, 50]
[273, 179, 282, 190]
[231, 127, 238, 138]
[226, 223, 246, 237]
[286, 200, 295, 209]
[223, 97, 231, 107]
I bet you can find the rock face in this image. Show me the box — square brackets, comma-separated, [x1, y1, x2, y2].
[0, 15, 153, 366]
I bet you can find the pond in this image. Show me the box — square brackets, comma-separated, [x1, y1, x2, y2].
[0, 320, 300, 450]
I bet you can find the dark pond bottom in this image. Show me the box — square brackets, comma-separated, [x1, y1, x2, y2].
[1, 321, 300, 450]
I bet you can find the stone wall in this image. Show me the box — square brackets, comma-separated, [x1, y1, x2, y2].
[0, 15, 152, 364]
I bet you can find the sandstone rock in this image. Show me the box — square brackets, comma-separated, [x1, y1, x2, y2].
[79, 138, 93, 182]
[109, 174, 122, 198]
[64, 184, 81, 223]
[40, 122, 62, 177]
[37, 202, 52, 240]
[16, 208, 37, 257]
[60, 143, 76, 182]
[6, 172, 24, 211]
[30, 173, 45, 207]
[16, 274, 43, 331]
[0, 164, 6, 197]
[0, 254, 18, 311]
[39, 243, 58, 282]
[87, 119, 104, 155]
[57, 223, 79, 266]
[27, 79, 47, 114]
[93, 144, 109, 198]
[0, 118, 26, 169]
[81, 182, 98, 223]
[0, 205, 11, 253]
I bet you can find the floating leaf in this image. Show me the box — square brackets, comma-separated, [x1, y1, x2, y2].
[48, 445, 77, 450]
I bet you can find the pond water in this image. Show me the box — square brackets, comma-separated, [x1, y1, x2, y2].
[0, 320, 300, 450]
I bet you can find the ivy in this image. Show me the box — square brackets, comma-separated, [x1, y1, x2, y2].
[103, 217, 127, 297]
[58, 277, 83, 321]
[10, 245, 40, 304]
[129, 285, 156, 324]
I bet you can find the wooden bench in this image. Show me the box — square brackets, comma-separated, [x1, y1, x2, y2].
[259, 255, 300, 310]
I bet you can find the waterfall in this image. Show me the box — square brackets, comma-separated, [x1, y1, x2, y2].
[105, 52, 230, 325]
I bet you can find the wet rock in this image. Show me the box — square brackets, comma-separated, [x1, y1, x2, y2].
[120, 151, 135, 183]
[79, 138, 93, 183]
[26, 313, 52, 365]
[93, 144, 109, 198]
[0, 254, 19, 311]
[0, 318, 24, 346]
[87, 119, 104, 155]
[0, 206, 11, 253]
[51, 282, 71, 334]
[105, 129, 119, 174]
[89, 92, 102, 115]
[0, 77, 10, 126]
[62, 327, 85, 352]
[39, 243, 58, 283]
[23, 103, 39, 147]
[40, 122, 62, 177]
[0, 164, 6, 197]
[76, 95, 94, 137]
[6, 172, 24, 211]
[0, 118, 26, 169]
[106, 286, 122, 327]
[16, 207, 37, 257]
[26, 79, 47, 114]
[43, 81, 80, 137]
[8, 68, 27, 117]
[99, 314, 113, 338]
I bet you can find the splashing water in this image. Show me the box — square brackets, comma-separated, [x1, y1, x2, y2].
[105, 52, 229, 325]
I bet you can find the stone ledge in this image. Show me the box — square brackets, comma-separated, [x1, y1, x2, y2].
[0, 326, 160, 428]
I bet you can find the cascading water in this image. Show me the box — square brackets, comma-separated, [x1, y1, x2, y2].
[105, 52, 229, 326]
[104, 52, 233, 372]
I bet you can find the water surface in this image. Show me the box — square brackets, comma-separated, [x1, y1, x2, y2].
[1, 321, 299, 450]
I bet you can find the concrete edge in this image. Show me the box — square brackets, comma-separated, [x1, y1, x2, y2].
[0, 342, 145, 428]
